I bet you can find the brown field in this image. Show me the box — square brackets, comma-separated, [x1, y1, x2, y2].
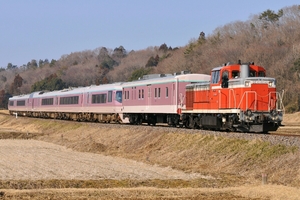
[0, 110, 300, 199]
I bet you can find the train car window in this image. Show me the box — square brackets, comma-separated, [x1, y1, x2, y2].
[116, 91, 122, 103]
[158, 88, 161, 98]
[142, 89, 144, 99]
[42, 98, 54, 105]
[166, 87, 169, 98]
[232, 71, 240, 78]
[9, 101, 14, 106]
[211, 70, 220, 84]
[155, 88, 157, 98]
[124, 90, 127, 100]
[92, 94, 106, 104]
[17, 100, 25, 106]
[108, 91, 112, 102]
[258, 71, 265, 77]
[221, 71, 229, 88]
[138, 90, 141, 99]
[60, 96, 79, 105]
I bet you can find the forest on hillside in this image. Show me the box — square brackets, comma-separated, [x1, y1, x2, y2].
[1, 5, 300, 112]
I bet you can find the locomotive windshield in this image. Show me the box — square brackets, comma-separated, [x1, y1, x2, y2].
[258, 71, 266, 77]
[211, 70, 220, 84]
[116, 91, 122, 103]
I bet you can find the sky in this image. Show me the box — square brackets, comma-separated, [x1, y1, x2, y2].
[0, 0, 299, 68]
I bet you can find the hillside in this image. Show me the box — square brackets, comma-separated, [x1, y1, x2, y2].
[1, 5, 300, 112]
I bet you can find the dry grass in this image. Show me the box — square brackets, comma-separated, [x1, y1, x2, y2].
[0, 112, 300, 199]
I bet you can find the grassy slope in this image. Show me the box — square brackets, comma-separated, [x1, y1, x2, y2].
[1, 111, 300, 199]
[0, 112, 299, 187]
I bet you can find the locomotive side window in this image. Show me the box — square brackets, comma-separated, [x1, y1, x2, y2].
[211, 70, 220, 84]
[9, 101, 14, 106]
[232, 71, 240, 78]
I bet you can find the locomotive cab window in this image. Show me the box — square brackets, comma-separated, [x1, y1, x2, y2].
[249, 70, 256, 77]
[258, 71, 265, 77]
[221, 71, 229, 88]
[232, 71, 240, 78]
[211, 70, 220, 84]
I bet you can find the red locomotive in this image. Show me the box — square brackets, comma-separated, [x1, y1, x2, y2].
[182, 62, 283, 132]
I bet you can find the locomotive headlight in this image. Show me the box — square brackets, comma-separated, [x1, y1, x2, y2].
[245, 81, 250, 87]
[222, 117, 226, 123]
[268, 81, 273, 87]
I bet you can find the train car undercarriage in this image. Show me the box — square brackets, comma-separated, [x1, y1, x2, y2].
[9, 110, 122, 123]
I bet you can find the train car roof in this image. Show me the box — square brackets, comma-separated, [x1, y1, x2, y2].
[9, 93, 31, 100]
[9, 82, 124, 99]
[122, 73, 210, 87]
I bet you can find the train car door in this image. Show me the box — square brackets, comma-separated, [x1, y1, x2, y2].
[219, 70, 229, 109]
[29, 93, 34, 110]
[146, 84, 151, 109]
[210, 70, 220, 109]
[80, 93, 84, 112]
[175, 79, 179, 112]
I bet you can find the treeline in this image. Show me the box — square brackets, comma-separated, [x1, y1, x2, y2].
[1, 5, 300, 113]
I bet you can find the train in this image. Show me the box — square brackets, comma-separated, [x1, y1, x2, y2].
[8, 61, 284, 133]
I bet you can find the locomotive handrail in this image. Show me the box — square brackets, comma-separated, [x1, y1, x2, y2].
[269, 91, 285, 112]
[229, 89, 236, 108]
[236, 91, 257, 111]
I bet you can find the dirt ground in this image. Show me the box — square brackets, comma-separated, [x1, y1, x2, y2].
[0, 110, 300, 199]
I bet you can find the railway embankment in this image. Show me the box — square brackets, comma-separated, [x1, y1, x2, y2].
[0, 110, 299, 188]
[0, 110, 300, 197]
